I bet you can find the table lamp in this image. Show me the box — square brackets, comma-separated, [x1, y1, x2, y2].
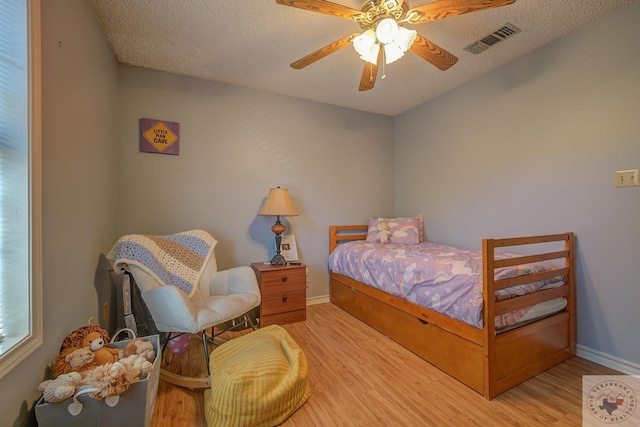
[258, 187, 298, 265]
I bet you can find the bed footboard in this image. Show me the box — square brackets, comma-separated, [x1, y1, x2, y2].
[482, 232, 576, 398]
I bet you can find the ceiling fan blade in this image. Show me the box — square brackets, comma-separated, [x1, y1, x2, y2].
[359, 49, 383, 91]
[409, 34, 458, 71]
[276, 0, 363, 21]
[405, 0, 516, 24]
[291, 33, 359, 69]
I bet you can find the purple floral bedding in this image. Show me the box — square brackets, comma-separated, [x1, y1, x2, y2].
[328, 240, 566, 330]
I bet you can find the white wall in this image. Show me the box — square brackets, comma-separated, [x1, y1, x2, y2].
[116, 65, 395, 300]
[395, 2, 640, 365]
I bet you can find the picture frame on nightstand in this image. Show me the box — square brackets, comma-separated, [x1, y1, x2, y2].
[279, 234, 298, 262]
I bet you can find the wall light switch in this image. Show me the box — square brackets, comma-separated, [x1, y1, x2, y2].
[615, 169, 639, 187]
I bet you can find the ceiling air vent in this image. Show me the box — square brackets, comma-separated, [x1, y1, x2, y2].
[463, 23, 521, 55]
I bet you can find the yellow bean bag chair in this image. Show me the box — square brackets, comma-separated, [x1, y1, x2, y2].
[204, 325, 310, 426]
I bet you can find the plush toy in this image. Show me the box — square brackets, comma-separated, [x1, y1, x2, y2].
[40, 354, 154, 403]
[41, 322, 157, 403]
[118, 338, 156, 362]
[52, 347, 96, 378]
[376, 219, 391, 244]
[78, 360, 137, 400]
[118, 354, 155, 381]
[38, 372, 83, 403]
[167, 332, 191, 354]
[61, 324, 110, 350]
[82, 331, 120, 365]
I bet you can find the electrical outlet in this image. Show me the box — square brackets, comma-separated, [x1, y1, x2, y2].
[615, 169, 639, 187]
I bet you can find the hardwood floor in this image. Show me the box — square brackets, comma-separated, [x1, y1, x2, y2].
[151, 303, 619, 426]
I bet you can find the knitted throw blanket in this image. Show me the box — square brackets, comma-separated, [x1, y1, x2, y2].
[107, 229, 217, 297]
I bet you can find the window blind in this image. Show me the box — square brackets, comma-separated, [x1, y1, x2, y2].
[0, 0, 29, 351]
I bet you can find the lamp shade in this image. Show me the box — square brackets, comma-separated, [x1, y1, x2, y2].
[395, 27, 417, 51]
[384, 42, 404, 64]
[382, 27, 416, 64]
[258, 187, 298, 217]
[352, 29, 379, 64]
[375, 18, 399, 44]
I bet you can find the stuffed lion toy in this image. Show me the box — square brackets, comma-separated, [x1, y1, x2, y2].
[61, 324, 110, 350]
[78, 361, 136, 400]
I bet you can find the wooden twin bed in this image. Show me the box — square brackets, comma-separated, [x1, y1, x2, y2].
[328, 225, 576, 400]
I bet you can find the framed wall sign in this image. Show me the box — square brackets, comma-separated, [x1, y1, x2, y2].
[139, 118, 180, 155]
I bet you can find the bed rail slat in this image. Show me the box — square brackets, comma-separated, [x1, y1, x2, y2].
[330, 225, 368, 253]
[335, 234, 367, 242]
[493, 250, 569, 268]
[491, 233, 570, 247]
[495, 285, 569, 315]
[494, 267, 570, 291]
[482, 238, 497, 399]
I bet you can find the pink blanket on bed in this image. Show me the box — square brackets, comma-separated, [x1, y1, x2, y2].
[328, 241, 565, 329]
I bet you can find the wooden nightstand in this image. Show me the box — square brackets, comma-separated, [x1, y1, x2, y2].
[251, 262, 307, 327]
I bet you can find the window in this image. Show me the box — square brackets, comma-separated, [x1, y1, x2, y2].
[0, 0, 42, 379]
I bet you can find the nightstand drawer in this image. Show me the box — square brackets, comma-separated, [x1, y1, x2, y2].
[260, 269, 306, 293]
[260, 289, 306, 316]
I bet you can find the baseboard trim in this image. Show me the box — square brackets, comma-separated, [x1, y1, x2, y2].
[576, 344, 640, 375]
[307, 294, 330, 306]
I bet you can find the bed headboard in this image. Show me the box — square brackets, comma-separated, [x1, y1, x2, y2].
[329, 225, 368, 253]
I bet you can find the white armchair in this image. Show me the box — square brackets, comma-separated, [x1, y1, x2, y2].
[108, 230, 261, 389]
[129, 263, 260, 334]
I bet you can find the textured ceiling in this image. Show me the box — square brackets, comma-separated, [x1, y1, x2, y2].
[90, 0, 634, 117]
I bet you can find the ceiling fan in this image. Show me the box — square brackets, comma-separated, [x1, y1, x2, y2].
[276, 0, 516, 91]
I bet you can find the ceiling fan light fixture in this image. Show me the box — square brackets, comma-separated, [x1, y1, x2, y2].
[383, 42, 404, 64]
[361, 43, 381, 64]
[395, 27, 417, 51]
[276, 0, 516, 91]
[383, 26, 417, 64]
[375, 18, 399, 44]
[381, 26, 416, 64]
[353, 29, 379, 64]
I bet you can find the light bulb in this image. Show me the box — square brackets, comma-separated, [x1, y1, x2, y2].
[395, 27, 417, 51]
[353, 30, 380, 64]
[384, 43, 404, 64]
[376, 18, 399, 45]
